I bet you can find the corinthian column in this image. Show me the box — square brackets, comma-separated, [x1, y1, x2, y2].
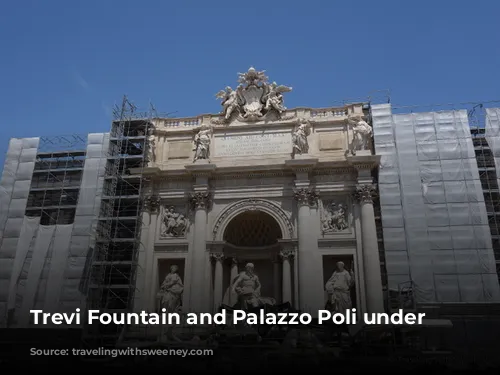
[293, 187, 321, 314]
[229, 258, 239, 306]
[210, 252, 225, 312]
[355, 184, 384, 313]
[280, 248, 295, 304]
[189, 191, 212, 313]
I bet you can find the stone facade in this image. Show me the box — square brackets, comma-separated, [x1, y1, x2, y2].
[133, 68, 383, 316]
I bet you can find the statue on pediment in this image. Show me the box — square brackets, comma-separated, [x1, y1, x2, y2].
[292, 118, 311, 157]
[264, 81, 289, 114]
[192, 126, 212, 162]
[145, 126, 156, 164]
[214, 67, 292, 123]
[215, 86, 243, 121]
[347, 115, 373, 155]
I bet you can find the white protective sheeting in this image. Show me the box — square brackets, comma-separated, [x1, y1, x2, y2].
[485, 108, 500, 189]
[372, 104, 500, 303]
[0, 138, 39, 326]
[61, 133, 108, 315]
[44, 224, 74, 314]
[6, 216, 40, 311]
[0, 133, 108, 327]
[18, 225, 56, 326]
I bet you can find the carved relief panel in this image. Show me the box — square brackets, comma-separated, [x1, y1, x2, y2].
[159, 204, 190, 239]
[320, 197, 351, 235]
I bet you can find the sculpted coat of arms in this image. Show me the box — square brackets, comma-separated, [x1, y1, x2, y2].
[215, 67, 293, 123]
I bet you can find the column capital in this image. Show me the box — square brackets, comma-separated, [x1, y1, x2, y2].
[144, 194, 161, 213]
[354, 184, 377, 204]
[231, 257, 238, 265]
[280, 249, 296, 261]
[210, 252, 225, 262]
[189, 191, 212, 211]
[293, 187, 319, 207]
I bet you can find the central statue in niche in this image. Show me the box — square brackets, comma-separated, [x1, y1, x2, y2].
[227, 263, 276, 309]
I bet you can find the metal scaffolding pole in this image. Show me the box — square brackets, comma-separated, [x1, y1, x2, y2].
[83, 95, 155, 346]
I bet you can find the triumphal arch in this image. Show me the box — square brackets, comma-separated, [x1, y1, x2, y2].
[135, 67, 383, 318]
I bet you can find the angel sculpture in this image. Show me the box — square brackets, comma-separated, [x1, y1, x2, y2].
[215, 85, 243, 120]
[263, 81, 292, 114]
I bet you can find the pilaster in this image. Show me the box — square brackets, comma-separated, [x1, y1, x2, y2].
[141, 194, 161, 312]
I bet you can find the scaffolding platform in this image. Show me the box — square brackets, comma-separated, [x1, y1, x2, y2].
[83, 96, 155, 345]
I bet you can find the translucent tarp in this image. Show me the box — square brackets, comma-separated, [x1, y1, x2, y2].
[0, 134, 108, 327]
[0, 138, 39, 326]
[485, 108, 500, 189]
[372, 104, 500, 303]
[61, 133, 108, 317]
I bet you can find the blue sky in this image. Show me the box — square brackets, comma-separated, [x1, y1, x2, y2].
[0, 0, 499, 166]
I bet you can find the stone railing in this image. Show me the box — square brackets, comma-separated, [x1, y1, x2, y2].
[310, 108, 348, 118]
[164, 117, 202, 127]
[160, 104, 363, 129]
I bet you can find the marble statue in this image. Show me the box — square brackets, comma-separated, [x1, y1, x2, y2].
[215, 67, 292, 122]
[157, 265, 183, 342]
[215, 86, 242, 120]
[292, 118, 310, 157]
[263, 81, 288, 114]
[322, 202, 348, 233]
[162, 206, 188, 237]
[325, 261, 354, 315]
[230, 263, 276, 309]
[146, 134, 156, 163]
[158, 265, 184, 312]
[192, 126, 211, 162]
[347, 115, 372, 154]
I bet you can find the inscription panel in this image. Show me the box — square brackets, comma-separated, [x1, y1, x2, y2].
[214, 132, 291, 157]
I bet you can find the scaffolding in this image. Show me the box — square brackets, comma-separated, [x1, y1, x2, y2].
[84, 96, 155, 345]
[371, 100, 500, 311]
[26, 143, 88, 225]
[469, 104, 500, 282]
[390, 101, 500, 284]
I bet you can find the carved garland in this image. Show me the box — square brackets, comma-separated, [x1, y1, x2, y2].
[212, 199, 294, 241]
